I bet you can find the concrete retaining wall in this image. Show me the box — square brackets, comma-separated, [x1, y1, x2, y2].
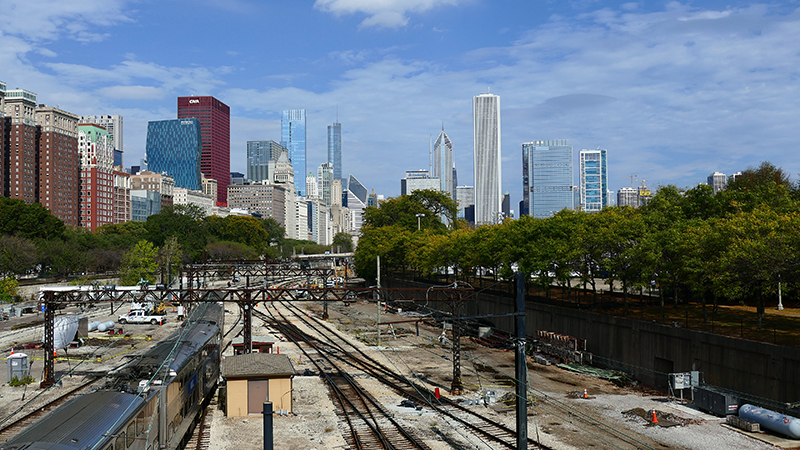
[387, 278, 800, 405]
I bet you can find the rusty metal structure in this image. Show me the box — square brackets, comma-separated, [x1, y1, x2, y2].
[38, 263, 473, 389]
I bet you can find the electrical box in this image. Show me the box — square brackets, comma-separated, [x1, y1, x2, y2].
[693, 387, 739, 416]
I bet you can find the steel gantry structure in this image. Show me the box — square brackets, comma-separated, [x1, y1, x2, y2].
[37, 259, 471, 388]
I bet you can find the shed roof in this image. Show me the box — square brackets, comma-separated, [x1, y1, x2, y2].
[222, 353, 295, 378]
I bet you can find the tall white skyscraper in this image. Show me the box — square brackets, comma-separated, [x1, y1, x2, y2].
[473, 92, 501, 225]
[432, 126, 455, 201]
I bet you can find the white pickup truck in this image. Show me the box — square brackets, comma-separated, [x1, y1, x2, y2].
[118, 310, 166, 325]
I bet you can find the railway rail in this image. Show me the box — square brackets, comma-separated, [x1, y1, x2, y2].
[255, 303, 549, 450]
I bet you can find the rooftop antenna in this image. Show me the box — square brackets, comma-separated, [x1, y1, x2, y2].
[336, 104, 339, 123]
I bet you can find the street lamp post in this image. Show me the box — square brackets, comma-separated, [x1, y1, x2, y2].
[416, 213, 425, 231]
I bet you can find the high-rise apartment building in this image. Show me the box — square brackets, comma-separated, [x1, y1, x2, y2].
[523, 140, 574, 219]
[146, 119, 202, 191]
[80, 115, 123, 166]
[281, 109, 306, 196]
[36, 106, 80, 227]
[617, 187, 638, 207]
[0, 81, 5, 192]
[2, 88, 38, 204]
[112, 166, 131, 224]
[707, 172, 726, 194]
[473, 92, 501, 225]
[78, 124, 114, 230]
[327, 121, 342, 180]
[177, 96, 230, 205]
[433, 127, 455, 201]
[579, 148, 608, 213]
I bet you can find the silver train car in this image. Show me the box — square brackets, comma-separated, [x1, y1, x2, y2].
[2, 302, 224, 450]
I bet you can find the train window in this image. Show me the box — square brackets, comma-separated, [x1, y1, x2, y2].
[126, 423, 135, 447]
[115, 434, 125, 450]
[136, 411, 145, 435]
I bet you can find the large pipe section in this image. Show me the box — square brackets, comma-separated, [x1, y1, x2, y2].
[739, 404, 800, 439]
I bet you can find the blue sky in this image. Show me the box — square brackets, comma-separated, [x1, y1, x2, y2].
[2, 0, 799, 213]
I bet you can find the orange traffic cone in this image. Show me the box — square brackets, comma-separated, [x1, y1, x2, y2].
[276, 346, 280, 354]
[651, 410, 658, 423]
[583, 388, 588, 399]
[10, 347, 13, 355]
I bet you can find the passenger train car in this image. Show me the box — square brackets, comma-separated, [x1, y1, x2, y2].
[2, 302, 224, 450]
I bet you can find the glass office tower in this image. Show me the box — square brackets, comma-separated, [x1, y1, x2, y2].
[146, 118, 202, 190]
[579, 148, 608, 213]
[327, 122, 342, 181]
[282, 109, 307, 196]
[523, 140, 574, 218]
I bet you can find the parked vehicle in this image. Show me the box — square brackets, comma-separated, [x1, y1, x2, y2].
[118, 309, 167, 325]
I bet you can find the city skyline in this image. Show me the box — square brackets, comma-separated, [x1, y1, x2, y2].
[2, 2, 799, 210]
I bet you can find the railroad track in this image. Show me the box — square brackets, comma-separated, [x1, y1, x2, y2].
[255, 303, 549, 450]
[0, 376, 102, 443]
[182, 404, 212, 450]
[253, 308, 432, 450]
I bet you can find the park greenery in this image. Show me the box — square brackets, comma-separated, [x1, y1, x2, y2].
[0, 202, 352, 297]
[355, 162, 800, 329]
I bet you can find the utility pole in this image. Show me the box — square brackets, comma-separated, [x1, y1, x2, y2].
[515, 272, 528, 449]
[376, 255, 381, 347]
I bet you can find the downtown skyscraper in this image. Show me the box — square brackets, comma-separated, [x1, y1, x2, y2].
[327, 121, 342, 180]
[473, 92, 501, 225]
[177, 96, 230, 205]
[282, 109, 307, 196]
[579, 148, 608, 213]
[433, 126, 456, 201]
[523, 140, 574, 218]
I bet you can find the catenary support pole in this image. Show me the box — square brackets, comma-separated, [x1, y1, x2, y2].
[376, 255, 381, 346]
[263, 401, 273, 450]
[516, 272, 528, 450]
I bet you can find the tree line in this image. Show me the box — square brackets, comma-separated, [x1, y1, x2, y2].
[0, 202, 354, 299]
[355, 162, 799, 328]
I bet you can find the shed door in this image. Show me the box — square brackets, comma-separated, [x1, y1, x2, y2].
[248, 379, 269, 414]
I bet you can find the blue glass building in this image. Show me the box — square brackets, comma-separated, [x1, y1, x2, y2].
[522, 140, 574, 219]
[281, 109, 306, 196]
[580, 149, 608, 213]
[145, 119, 202, 190]
[247, 140, 284, 183]
[327, 122, 342, 181]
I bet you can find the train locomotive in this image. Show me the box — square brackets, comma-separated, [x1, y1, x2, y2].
[2, 302, 224, 450]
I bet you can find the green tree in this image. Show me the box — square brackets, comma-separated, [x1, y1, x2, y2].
[0, 277, 20, 303]
[0, 197, 65, 240]
[331, 232, 354, 252]
[157, 236, 183, 284]
[145, 206, 207, 261]
[0, 236, 37, 277]
[119, 240, 159, 285]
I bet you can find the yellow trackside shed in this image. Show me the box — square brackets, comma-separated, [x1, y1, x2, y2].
[222, 353, 295, 417]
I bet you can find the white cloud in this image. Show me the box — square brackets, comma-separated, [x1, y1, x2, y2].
[314, 0, 463, 28]
[97, 85, 167, 100]
[0, 0, 132, 42]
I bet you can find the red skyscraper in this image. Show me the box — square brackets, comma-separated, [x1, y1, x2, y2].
[177, 96, 230, 205]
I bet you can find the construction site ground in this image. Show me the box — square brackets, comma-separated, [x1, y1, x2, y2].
[0, 291, 795, 450]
